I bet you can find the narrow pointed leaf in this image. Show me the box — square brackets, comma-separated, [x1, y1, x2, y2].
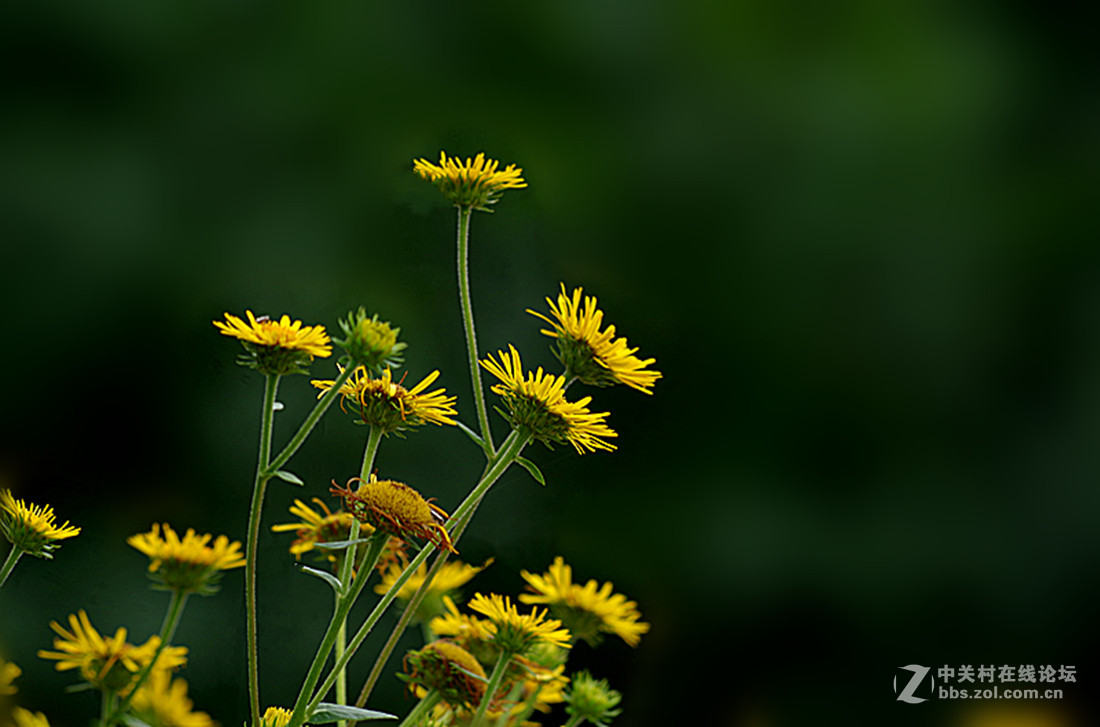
[296, 563, 342, 592]
[273, 470, 305, 486]
[309, 703, 398, 722]
[515, 456, 546, 486]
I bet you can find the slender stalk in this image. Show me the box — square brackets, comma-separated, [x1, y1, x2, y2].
[334, 425, 384, 727]
[561, 715, 585, 727]
[0, 546, 22, 589]
[456, 204, 495, 454]
[264, 364, 356, 477]
[397, 690, 442, 727]
[247, 373, 281, 725]
[349, 431, 529, 717]
[470, 651, 512, 727]
[287, 533, 388, 727]
[104, 590, 189, 726]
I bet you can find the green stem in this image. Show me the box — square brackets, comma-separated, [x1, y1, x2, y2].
[470, 651, 512, 727]
[349, 431, 529, 716]
[104, 590, 189, 726]
[0, 546, 22, 589]
[247, 373, 281, 726]
[456, 204, 495, 455]
[561, 715, 586, 727]
[287, 533, 388, 727]
[263, 364, 356, 478]
[397, 690, 442, 727]
[334, 425, 383, 727]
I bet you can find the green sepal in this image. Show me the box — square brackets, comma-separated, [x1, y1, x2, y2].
[273, 470, 305, 486]
[515, 456, 546, 486]
[308, 703, 398, 722]
[296, 563, 342, 592]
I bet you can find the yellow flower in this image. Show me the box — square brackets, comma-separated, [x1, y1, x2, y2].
[375, 558, 488, 623]
[1, 489, 80, 559]
[330, 475, 456, 554]
[128, 523, 245, 595]
[259, 707, 292, 727]
[520, 557, 649, 647]
[38, 610, 187, 693]
[467, 593, 572, 654]
[413, 151, 527, 211]
[311, 366, 457, 432]
[12, 707, 51, 727]
[270, 497, 358, 563]
[529, 284, 661, 395]
[480, 345, 617, 454]
[129, 669, 215, 727]
[429, 595, 495, 644]
[213, 310, 331, 375]
[1, 654, 20, 695]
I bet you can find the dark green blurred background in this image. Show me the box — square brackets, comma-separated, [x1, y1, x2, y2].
[1, 1, 1097, 725]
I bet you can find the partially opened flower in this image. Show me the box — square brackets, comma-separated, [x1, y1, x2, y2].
[467, 593, 572, 654]
[213, 310, 331, 375]
[564, 671, 622, 726]
[520, 556, 649, 647]
[1, 489, 80, 559]
[402, 640, 488, 709]
[258, 707, 292, 727]
[128, 523, 245, 595]
[332, 307, 407, 371]
[330, 475, 456, 554]
[529, 284, 661, 394]
[311, 366, 457, 433]
[38, 610, 187, 694]
[129, 669, 215, 727]
[480, 345, 617, 454]
[413, 151, 526, 211]
[270, 498, 358, 563]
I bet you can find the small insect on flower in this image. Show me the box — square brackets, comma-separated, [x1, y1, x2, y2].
[213, 310, 331, 375]
[329, 475, 456, 554]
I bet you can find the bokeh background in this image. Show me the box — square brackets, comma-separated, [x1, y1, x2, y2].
[1, 1, 1097, 726]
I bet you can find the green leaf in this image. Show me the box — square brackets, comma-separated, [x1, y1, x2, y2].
[273, 470, 305, 486]
[311, 537, 374, 551]
[296, 564, 342, 592]
[515, 456, 546, 486]
[456, 420, 493, 456]
[120, 716, 153, 727]
[308, 703, 398, 723]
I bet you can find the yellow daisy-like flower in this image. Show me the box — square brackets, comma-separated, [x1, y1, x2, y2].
[12, 707, 52, 727]
[312, 366, 458, 433]
[37, 610, 188, 694]
[270, 497, 358, 563]
[259, 707, 292, 727]
[480, 345, 617, 454]
[1, 654, 20, 695]
[129, 670, 215, 727]
[375, 558, 488, 623]
[413, 151, 527, 211]
[1, 489, 80, 559]
[127, 523, 245, 595]
[430, 595, 495, 645]
[520, 557, 649, 647]
[330, 475, 456, 554]
[529, 284, 661, 395]
[467, 592, 572, 654]
[213, 310, 331, 375]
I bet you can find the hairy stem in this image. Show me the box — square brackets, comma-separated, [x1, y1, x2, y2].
[0, 546, 22, 589]
[456, 204, 495, 455]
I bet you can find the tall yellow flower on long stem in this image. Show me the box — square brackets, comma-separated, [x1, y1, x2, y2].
[529, 284, 661, 394]
[414, 152, 526, 211]
[480, 345, 617, 454]
[214, 310, 331, 375]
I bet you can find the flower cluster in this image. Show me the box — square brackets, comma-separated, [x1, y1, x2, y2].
[3, 152, 656, 727]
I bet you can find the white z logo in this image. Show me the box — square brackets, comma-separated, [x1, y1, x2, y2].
[894, 664, 933, 704]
